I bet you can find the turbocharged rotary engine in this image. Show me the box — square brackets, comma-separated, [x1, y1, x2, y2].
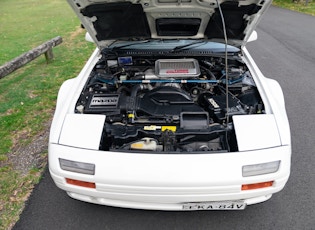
[75, 57, 264, 152]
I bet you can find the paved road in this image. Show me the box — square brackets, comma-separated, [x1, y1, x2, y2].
[14, 6, 315, 230]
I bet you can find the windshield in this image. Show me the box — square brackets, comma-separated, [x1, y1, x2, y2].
[107, 40, 240, 53]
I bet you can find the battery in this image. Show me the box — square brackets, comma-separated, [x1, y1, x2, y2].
[199, 94, 245, 123]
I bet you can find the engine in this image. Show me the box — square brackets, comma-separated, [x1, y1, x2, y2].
[75, 54, 264, 153]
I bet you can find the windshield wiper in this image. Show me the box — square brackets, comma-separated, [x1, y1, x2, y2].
[109, 40, 152, 50]
[170, 40, 206, 53]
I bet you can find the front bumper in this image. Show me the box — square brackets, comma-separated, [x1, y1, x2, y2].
[49, 143, 290, 210]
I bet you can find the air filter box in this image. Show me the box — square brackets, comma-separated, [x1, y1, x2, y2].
[84, 94, 121, 114]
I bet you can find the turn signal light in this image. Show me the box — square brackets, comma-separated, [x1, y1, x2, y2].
[66, 178, 96, 189]
[241, 181, 273, 191]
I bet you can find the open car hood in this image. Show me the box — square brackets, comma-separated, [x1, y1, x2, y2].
[67, 0, 271, 48]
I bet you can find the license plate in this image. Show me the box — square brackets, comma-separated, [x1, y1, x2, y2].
[183, 201, 246, 210]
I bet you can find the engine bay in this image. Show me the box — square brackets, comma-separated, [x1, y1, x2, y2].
[75, 50, 264, 153]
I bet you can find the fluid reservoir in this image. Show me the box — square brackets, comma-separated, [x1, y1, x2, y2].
[130, 138, 162, 151]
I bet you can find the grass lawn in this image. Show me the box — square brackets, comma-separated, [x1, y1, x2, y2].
[274, 0, 315, 15]
[0, 0, 314, 229]
[0, 0, 95, 229]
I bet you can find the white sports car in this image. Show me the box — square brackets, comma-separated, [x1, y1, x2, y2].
[49, 0, 291, 210]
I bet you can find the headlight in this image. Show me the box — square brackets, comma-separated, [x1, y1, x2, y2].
[242, 161, 280, 177]
[59, 158, 95, 175]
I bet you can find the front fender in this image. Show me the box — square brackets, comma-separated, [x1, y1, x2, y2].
[49, 79, 76, 143]
[265, 78, 286, 115]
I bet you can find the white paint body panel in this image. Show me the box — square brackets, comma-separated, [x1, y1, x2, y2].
[49, 143, 290, 210]
[59, 114, 105, 150]
[233, 114, 281, 151]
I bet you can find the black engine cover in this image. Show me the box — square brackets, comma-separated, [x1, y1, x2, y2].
[137, 86, 204, 116]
